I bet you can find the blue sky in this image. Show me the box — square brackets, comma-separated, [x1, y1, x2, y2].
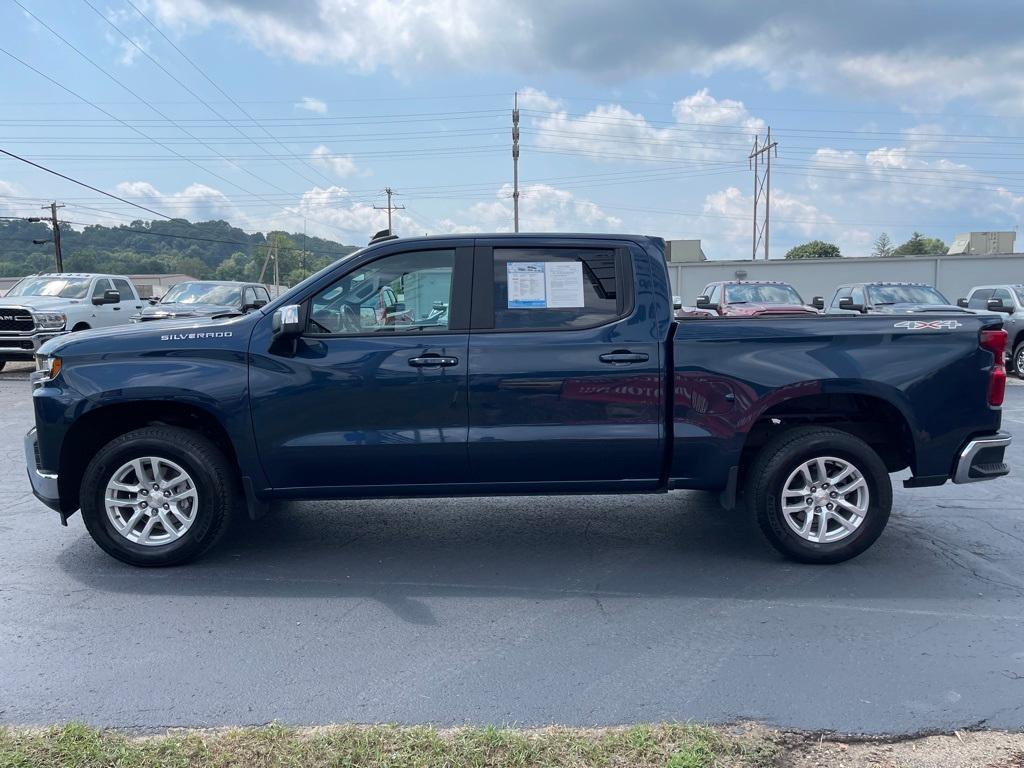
[1, 0, 1023, 258]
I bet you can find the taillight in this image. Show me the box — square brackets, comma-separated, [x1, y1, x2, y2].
[980, 328, 1007, 406]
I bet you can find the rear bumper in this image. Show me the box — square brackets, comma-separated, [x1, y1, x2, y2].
[23, 427, 61, 512]
[953, 432, 1012, 484]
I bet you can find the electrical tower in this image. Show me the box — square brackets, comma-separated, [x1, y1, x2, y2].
[43, 201, 64, 271]
[373, 187, 405, 233]
[749, 128, 778, 260]
[512, 91, 520, 232]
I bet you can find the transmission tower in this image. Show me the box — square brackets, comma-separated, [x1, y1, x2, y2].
[749, 127, 778, 260]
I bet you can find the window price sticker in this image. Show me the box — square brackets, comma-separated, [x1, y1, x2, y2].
[507, 261, 584, 309]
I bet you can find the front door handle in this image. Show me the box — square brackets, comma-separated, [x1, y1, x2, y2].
[409, 355, 459, 367]
[599, 351, 649, 365]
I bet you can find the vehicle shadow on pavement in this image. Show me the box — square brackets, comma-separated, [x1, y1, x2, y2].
[54, 491, 1024, 625]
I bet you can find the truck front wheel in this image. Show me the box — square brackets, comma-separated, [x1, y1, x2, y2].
[745, 426, 892, 564]
[80, 426, 235, 566]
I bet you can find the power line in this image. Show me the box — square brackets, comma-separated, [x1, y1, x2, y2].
[0, 146, 172, 219]
[80, 0, 330, 189]
[120, 0, 339, 189]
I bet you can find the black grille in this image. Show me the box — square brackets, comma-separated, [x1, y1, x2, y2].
[0, 307, 33, 332]
[0, 339, 33, 350]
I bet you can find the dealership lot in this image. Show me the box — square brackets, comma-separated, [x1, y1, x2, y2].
[2, 363, 1023, 734]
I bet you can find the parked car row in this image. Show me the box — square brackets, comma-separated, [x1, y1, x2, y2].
[0, 274, 271, 371]
[675, 278, 1024, 377]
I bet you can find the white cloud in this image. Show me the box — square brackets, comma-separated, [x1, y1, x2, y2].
[114, 181, 236, 221]
[310, 145, 358, 177]
[295, 96, 327, 114]
[442, 183, 622, 233]
[524, 87, 762, 163]
[144, 1, 1024, 109]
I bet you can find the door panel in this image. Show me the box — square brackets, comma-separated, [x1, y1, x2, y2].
[467, 241, 663, 486]
[249, 242, 473, 491]
[251, 334, 469, 489]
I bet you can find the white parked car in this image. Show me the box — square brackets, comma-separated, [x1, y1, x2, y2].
[0, 273, 143, 370]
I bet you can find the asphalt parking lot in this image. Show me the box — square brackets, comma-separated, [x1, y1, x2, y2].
[2, 362, 1024, 735]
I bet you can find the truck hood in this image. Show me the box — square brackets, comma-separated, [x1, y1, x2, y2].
[138, 302, 240, 321]
[724, 303, 818, 317]
[0, 295, 86, 310]
[38, 313, 253, 357]
[872, 303, 969, 314]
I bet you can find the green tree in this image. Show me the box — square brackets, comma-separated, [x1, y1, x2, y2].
[872, 232, 894, 258]
[784, 240, 842, 259]
[892, 232, 947, 256]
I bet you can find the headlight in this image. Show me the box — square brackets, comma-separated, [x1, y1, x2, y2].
[33, 312, 66, 330]
[32, 355, 61, 382]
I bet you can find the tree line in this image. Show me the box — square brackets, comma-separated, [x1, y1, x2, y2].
[0, 218, 359, 286]
[783, 232, 948, 260]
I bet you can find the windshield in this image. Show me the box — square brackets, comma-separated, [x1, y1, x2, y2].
[868, 284, 948, 305]
[161, 282, 242, 306]
[725, 283, 804, 305]
[1013, 286, 1024, 305]
[7, 276, 91, 299]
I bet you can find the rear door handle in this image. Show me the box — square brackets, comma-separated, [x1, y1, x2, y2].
[599, 351, 649, 364]
[408, 355, 459, 367]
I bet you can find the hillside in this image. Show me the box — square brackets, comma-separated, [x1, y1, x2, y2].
[0, 218, 360, 285]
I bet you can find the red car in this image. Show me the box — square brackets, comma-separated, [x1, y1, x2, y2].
[695, 280, 819, 317]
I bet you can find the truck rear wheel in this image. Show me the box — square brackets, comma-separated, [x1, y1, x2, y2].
[80, 426, 235, 566]
[745, 426, 892, 564]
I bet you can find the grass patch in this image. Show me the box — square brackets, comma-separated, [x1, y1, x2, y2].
[0, 722, 780, 768]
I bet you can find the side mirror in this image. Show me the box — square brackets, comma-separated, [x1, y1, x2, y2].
[272, 304, 304, 339]
[811, 296, 825, 310]
[93, 289, 120, 305]
[838, 297, 864, 312]
[672, 295, 683, 311]
[988, 298, 1012, 313]
[148, 297, 159, 305]
[242, 300, 268, 312]
[956, 298, 969, 308]
[695, 295, 712, 309]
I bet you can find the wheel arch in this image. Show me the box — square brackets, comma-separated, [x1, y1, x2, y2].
[58, 400, 241, 515]
[739, 389, 917, 479]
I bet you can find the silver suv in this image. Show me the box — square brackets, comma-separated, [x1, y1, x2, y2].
[959, 285, 1024, 372]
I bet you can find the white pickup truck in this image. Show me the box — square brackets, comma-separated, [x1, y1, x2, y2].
[0, 273, 143, 370]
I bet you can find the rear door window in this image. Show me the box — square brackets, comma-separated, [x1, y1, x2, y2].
[112, 278, 135, 300]
[490, 247, 627, 330]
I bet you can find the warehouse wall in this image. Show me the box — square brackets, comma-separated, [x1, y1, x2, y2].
[667, 253, 1024, 305]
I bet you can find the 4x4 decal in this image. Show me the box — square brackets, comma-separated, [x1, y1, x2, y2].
[893, 320, 963, 330]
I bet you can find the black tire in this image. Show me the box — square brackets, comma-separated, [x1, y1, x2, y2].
[0, 360, 5, 372]
[71, 322, 90, 332]
[1013, 342, 1024, 378]
[80, 426, 235, 566]
[745, 426, 892, 564]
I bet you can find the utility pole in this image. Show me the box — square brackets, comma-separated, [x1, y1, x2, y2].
[373, 187, 405, 233]
[43, 202, 65, 271]
[749, 127, 778, 260]
[512, 91, 520, 232]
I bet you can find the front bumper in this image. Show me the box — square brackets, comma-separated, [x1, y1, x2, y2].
[0, 331, 66, 361]
[953, 432, 1012, 484]
[24, 427, 61, 512]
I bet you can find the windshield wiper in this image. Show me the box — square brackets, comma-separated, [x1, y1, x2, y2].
[727, 301, 748, 305]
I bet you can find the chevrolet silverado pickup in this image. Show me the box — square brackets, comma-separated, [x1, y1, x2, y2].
[24, 234, 1012, 566]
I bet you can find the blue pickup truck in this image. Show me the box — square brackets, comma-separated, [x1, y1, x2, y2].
[24, 234, 1012, 566]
